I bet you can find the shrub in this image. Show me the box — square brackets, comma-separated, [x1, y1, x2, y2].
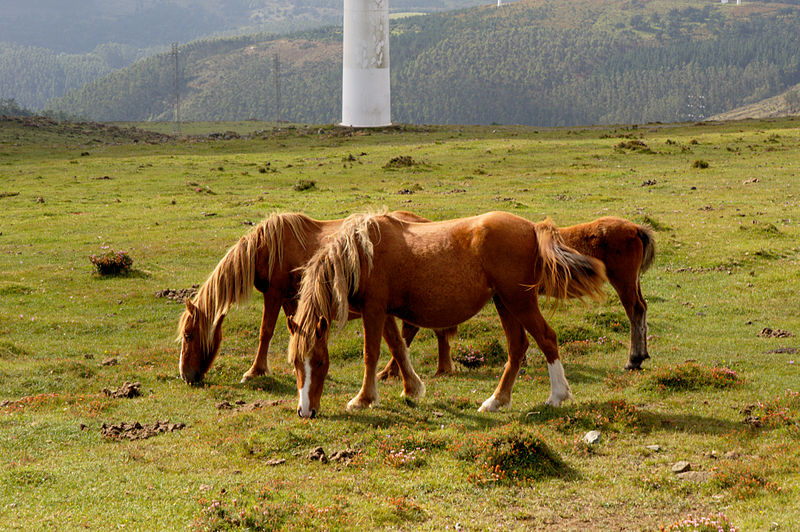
[293, 179, 316, 191]
[691, 159, 709, 168]
[89, 248, 133, 276]
[452, 343, 485, 368]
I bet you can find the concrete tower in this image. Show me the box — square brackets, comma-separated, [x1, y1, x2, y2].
[341, 0, 391, 127]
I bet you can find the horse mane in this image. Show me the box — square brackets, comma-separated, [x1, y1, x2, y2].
[289, 211, 382, 363]
[177, 212, 313, 351]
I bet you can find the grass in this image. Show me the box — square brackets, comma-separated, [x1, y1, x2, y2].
[1, 116, 800, 530]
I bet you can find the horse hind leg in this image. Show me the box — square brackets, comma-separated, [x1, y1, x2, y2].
[377, 321, 421, 380]
[382, 318, 425, 400]
[493, 294, 572, 408]
[614, 279, 649, 370]
[434, 327, 457, 376]
[478, 297, 531, 412]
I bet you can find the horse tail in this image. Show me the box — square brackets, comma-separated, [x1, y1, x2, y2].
[535, 218, 607, 301]
[637, 224, 656, 274]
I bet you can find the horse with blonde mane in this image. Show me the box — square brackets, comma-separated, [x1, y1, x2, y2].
[177, 211, 453, 386]
[287, 211, 607, 418]
[377, 216, 655, 379]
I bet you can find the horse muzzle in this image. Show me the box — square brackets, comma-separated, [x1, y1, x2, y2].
[298, 407, 317, 419]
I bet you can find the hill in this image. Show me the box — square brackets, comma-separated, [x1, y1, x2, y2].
[46, 0, 800, 126]
[709, 82, 800, 121]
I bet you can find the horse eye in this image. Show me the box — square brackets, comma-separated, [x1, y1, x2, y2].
[184, 333, 192, 340]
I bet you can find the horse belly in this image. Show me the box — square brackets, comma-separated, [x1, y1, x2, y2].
[387, 258, 493, 329]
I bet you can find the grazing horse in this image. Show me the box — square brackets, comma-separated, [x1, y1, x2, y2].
[377, 216, 655, 378]
[177, 211, 453, 385]
[287, 211, 607, 418]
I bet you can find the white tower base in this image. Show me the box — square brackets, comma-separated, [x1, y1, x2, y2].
[341, 0, 391, 127]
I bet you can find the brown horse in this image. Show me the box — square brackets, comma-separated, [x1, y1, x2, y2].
[287, 211, 607, 418]
[177, 211, 453, 385]
[378, 216, 655, 378]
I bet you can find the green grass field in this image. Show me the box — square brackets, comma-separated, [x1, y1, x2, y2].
[1, 116, 799, 530]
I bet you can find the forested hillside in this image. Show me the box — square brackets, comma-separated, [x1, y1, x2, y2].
[46, 0, 800, 126]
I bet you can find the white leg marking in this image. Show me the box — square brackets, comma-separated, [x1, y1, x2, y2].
[545, 360, 573, 407]
[478, 394, 504, 413]
[299, 360, 312, 417]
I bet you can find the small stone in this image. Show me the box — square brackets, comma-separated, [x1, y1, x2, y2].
[645, 444, 662, 452]
[583, 430, 601, 445]
[724, 451, 740, 460]
[265, 458, 286, 466]
[672, 461, 691, 473]
[676, 471, 709, 483]
[101, 357, 118, 366]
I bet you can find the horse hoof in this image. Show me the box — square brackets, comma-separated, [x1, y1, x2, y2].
[401, 380, 426, 401]
[545, 393, 572, 407]
[346, 397, 377, 412]
[478, 395, 503, 412]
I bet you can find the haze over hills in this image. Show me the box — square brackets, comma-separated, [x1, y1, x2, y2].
[0, 0, 489, 110]
[41, 0, 800, 127]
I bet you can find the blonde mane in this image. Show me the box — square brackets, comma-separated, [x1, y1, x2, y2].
[177, 212, 313, 354]
[288, 212, 382, 363]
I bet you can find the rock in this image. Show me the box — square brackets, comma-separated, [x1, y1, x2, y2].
[676, 471, 709, 483]
[265, 458, 286, 466]
[724, 451, 740, 460]
[583, 430, 602, 445]
[671, 461, 691, 473]
[645, 444, 662, 452]
[101, 357, 118, 366]
[308, 446, 328, 463]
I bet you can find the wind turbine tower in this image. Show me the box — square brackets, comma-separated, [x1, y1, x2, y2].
[341, 0, 391, 127]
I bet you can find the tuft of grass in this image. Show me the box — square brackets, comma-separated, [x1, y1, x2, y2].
[642, 362, 742, 393]
[468, 430, 572, 485]
[691, 159, 709, 168]
[711, 461, 781, 500]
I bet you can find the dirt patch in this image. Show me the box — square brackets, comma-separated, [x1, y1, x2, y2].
[155, 285, 199, 303]
[102, 381, 141, 399]
[101, 420, 186, 440]
[215, 399, 282, 412]
[765, 346, 797, 354]
[758, 327, 793, 338]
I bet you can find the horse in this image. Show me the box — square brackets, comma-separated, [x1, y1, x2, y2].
[377, 216, 655, 379]
[287, 211, 607, 418]
[176, 211, 454, 385]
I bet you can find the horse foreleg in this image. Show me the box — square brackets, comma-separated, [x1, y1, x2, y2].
[241, 293, 282, 382]
[346, 310, 386, 412]
[479, 297, 530, 412]
[381, 317, 425, 400]
[613, 278, 650, 370]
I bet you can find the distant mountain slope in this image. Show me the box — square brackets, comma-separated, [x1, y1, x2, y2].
[47, 0, 800, 126]
[709, 82, 800, 121]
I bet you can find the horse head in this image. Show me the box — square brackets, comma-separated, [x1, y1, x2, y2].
[287, 315, 329, 418]
[178, 299, 226, 384]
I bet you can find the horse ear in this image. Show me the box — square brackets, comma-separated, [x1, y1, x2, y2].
[315, 317, 328, 338]
[286, 317, 299, 335]
[185, 299, 196, 315]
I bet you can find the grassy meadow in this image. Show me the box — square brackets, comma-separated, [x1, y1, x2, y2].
[1, 116, 799, 530]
